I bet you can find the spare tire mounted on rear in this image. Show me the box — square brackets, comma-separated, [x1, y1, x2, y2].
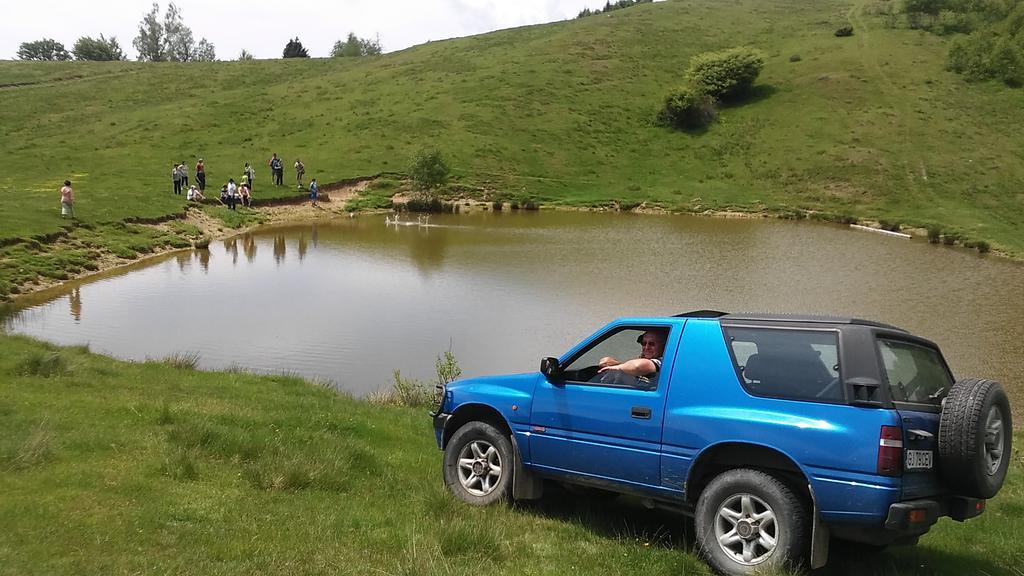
[938, 378, 1012, 499]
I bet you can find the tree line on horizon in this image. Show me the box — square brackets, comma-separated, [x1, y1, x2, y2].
[576, 0, 653, 19]
[15, 2, 383, 62]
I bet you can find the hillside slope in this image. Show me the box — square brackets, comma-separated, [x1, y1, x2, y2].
[1, 0, 1022, 253]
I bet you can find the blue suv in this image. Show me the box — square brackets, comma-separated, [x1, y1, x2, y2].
[431, 311, 1012, 575]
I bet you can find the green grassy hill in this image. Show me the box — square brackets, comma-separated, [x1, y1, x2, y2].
[1, 0, 1023, 260]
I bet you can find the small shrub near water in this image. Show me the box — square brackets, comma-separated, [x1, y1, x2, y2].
[368, 370, 436, 407]
[927, 226, 943, 243]
[370, 350, 462, 408]
[409, 149, 450, 191]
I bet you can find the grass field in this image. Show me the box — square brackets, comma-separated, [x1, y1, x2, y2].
[2, 0, 1024, 300]
[0, 333, 1021, 576]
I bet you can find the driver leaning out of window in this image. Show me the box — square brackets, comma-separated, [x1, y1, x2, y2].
[599, 329, 667, 377]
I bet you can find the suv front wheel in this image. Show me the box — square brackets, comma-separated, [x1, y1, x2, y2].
[442, 421, 513, 505]
[695, 468, 808, 575]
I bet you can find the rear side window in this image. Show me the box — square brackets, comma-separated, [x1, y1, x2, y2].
[877, 338, 952, 404]
[726, 327, 842, 402]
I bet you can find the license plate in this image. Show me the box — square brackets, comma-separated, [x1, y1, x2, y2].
[906, 449, 933, 470]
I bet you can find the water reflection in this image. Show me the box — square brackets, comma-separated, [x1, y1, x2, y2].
[242, 234, 256, 263]
[273, 234, 286, 264]
[2, 212, 1022, 409]
[68, 287, 81, 322]
[198, 248, 210, 272]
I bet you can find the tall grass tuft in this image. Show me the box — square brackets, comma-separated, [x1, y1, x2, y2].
[6, 422, 55, 470]
[157, 402, 174, 425]
[16, 351, 70, 378]
[160, 448, 199, 481]
[162, 351, 200, 369]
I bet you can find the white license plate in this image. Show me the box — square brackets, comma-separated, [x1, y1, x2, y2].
[906, 449, 933, 470]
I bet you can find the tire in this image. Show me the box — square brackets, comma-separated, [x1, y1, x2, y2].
[938, 378, 1012, 499]
[695, 469, 808, 576]
[442, 421, 514, 506]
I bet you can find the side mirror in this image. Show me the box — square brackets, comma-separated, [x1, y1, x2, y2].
[540, 357, 562, 380]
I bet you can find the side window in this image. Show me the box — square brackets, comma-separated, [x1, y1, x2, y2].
[877, 339, 952, 404]
[561, 327, 666, 390]
[725, 327, 842, 402]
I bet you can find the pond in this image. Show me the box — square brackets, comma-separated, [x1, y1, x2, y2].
[4, 211, 1023, 410]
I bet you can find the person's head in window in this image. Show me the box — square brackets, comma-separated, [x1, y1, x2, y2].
[598, 328, 668, 378]
[638, 330, 667, 360]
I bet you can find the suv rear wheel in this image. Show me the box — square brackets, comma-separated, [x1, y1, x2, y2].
[442, 421, 513, 505]
[938, 378, 1012, 499]
[695, 469, 808, 575]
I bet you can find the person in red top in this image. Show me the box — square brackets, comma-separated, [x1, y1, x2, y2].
[60, 180, 75, 219]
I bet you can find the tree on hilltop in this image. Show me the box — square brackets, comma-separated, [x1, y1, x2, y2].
[133, 2, 215, 62]
[133, 3, 165, 61]
[331, 32, 382, 57]
[72, 35, 127, 61]
[283, 38, 310, 58]
[17, 39, 71, 61]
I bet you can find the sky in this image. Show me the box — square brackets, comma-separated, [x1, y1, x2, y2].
[3, 0, 625, 61]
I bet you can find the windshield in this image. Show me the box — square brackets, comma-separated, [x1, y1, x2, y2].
[876, 338, 953, 404]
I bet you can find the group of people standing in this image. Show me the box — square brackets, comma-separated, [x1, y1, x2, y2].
[167, 154, 319, 209]
[262, 153, 320, 206]
[268, 153, 308, 190]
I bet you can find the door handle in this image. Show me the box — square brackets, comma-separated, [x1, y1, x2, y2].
[631, 406, 652, 419]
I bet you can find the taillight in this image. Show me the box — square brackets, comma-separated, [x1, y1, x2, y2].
[878, 425, 903, 477]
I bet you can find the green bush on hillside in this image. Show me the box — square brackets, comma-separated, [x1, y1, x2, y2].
[923, 0, 1024, 85]
[656, 86, 717, 130]
[685, 46, 766, 101]
[948, 31, 1024, 86]
[409, 149, 450, 191]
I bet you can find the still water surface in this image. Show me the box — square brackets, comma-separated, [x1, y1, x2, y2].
[5, 211, 1023, 406]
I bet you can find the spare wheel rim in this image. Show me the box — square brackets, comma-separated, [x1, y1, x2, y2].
[984, 406, 1005, 476]
[714, 493, 778, 566]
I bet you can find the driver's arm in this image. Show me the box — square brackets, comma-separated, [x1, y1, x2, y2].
[598, 356, 620, 368]
[599, 358, 658, 377]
